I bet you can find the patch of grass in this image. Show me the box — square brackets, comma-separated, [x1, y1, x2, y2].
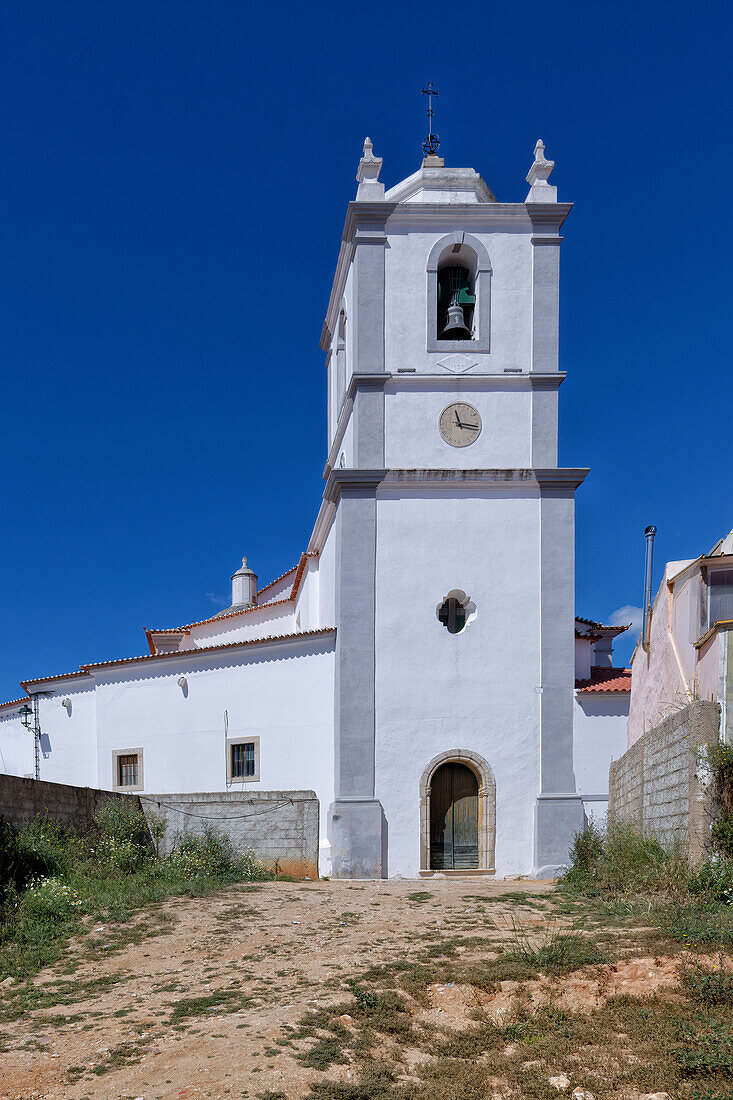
[308, 1064, 397, 1098]
[0, 971, 127, 1022]
[0, 810, 275, 983]
[662, 905, 733, 947]
[563, 820, 692, 898]
[677, 1020, 733, 1076]
[406, 891, 431, 903]
[499, 919, 607, 976]
[169, 989, 253, 1023]
[297, 1034, 349, 1069]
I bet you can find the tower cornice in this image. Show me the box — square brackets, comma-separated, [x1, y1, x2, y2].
[321, 201, 573, 349]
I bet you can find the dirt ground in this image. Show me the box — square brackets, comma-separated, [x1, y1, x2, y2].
[0, 877, 565, 1100]
[1, 876, 709, 1100]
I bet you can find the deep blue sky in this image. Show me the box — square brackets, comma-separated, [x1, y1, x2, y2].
[1, 0, 730, 698]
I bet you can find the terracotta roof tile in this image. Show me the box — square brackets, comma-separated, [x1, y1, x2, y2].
[576, 667, 632, 694]
[575, 616, 629, 639]
[0, 696, 31, 712]
[21, 629, 336, 688]
[145, 597, 294, 638]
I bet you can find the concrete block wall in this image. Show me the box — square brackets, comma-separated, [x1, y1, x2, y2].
[142, 790, 319, 879]
[609, 701, 720, 860]
[0, 774, 141, 832]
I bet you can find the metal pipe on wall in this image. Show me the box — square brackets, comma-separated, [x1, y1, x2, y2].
[642, 525, 657, 651]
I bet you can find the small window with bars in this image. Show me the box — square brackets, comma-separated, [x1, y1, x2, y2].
[226, 736, 259, 783]
[231, 741, 255, 778]
[113, 749, 143, 790]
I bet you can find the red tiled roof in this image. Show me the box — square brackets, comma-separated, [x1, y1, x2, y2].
[20, 629, 336, 688]
[0, 696, 32, 712]
[144, 553, 319, 643]
[576, 667, 632, 694]
[145, 596, 293, 640]
[575, 616, 629, 639]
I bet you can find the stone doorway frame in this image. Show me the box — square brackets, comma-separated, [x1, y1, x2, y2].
[419, 750, 496, 873]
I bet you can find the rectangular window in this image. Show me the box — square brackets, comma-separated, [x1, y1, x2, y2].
[231, 742, 255, 778]
[226, 736, 260, 783]
[112, 748, 143, 792]
[709, 569, 733, 626]
[118, 754, 138, 787]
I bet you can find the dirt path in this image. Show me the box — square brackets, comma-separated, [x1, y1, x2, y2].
[0, 878, 555, 1100]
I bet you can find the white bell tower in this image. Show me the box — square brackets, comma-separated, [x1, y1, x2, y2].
[319, 131, 587, 879]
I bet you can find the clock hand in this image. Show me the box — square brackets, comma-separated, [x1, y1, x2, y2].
[462, 423, 479, 430]
[454, 411, 463, 429]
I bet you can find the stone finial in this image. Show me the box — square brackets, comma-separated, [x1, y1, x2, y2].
[525, 138, 557, 203]
[356, 137, 385, 200]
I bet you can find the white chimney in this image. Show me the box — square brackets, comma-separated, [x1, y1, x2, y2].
[231, 557, 257, 608]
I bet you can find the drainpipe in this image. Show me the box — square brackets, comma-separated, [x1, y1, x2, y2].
[642, 525, 657, 651]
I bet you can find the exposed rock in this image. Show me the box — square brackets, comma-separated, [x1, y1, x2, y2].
[549, 1075, 571, 1090]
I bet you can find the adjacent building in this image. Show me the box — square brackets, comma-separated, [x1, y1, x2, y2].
[627, 528, 733, 747]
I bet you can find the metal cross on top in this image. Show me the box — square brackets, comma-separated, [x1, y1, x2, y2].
[421, 82, 440, 156]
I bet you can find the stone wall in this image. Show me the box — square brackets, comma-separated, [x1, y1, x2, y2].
[0, 773, 140, 832]
[608, 701, 720, 860]
[142, 790, 319, 879]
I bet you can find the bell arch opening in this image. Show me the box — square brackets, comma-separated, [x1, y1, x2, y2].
[436, 246, 477, 341]
[426, 231, 492, 353]
[419, 750, 496, 873]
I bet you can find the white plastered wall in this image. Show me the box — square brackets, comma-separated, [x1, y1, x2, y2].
[186, 602, 297, 649]
[573, 692, 630, 826]
[374, 488, 542, 878]
[0, 709, 36, 777]
[384, 382, 531, 469]
[383, 220, 533, 374]
[89, 642, 335, 868]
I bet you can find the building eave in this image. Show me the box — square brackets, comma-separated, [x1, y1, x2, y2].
[694, 619, 733, 650]
[20, 629, 337, 690]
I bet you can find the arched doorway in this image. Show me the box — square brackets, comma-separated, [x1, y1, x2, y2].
[420, 750, 496, 873]
[429, 762, 479, 870]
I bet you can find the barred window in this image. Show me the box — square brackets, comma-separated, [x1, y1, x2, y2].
[113, 749, 143, 791]
[117, 754, 138, 787]
[226, 736, 260, 783]
[231, 742, 255, 778]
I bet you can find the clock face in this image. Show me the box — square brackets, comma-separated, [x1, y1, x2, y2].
[439, 402, 482, 448]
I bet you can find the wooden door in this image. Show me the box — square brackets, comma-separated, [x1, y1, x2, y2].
[430, 762, 479, 869]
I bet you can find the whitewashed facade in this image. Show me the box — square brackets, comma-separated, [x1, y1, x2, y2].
[0, 139, 629, 878]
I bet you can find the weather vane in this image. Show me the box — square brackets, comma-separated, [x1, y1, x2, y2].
[421, 82, 440, 156]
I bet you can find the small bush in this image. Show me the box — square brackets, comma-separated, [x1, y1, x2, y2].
[689, 859, 733, 907]
[563, 820, 691, 897]
[680, 953, 733, 1005]
[167, 828, 266, 879]
[0, 818, 56, 903]
[564, 819, 604, 885]
[21, 876, 83, 920]
[712, 816, 733, 862]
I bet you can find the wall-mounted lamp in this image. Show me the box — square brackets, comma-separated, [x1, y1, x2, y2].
[177, 676, 187, 689]
[61, 698, 72, 711]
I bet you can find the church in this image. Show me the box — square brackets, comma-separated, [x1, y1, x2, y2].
[0, 136, 630, 878]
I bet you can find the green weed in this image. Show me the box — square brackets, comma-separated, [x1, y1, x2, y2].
[680, 953, 733, 1005]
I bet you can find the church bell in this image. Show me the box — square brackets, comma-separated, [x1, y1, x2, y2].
[440, 265, 472, 339]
